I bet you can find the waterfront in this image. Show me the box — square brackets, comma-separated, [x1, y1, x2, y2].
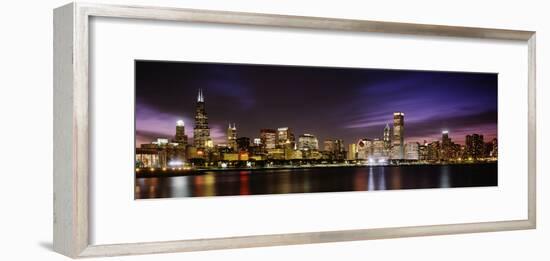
[135, 163, 497, 199]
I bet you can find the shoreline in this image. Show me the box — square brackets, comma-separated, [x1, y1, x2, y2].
[135, 161, 497, 178]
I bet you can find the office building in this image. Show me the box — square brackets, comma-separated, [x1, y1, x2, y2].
[193, 88, 212, 150]
[391, 112, 405, 159]
[347, 143, 357, 160]
[465, 133, 484, 160]
[298, 134, 319, 151]
[277, 127, 294, 148]
[260, 129, 277, 150]
[173, 120, 188, 146]
[227, 123, 237, 151]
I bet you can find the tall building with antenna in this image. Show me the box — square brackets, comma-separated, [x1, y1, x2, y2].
[227, 123, 237, 151]
[193, 88, 212, 150]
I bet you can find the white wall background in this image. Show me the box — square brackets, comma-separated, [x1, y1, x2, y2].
[0, 0, 547, 260]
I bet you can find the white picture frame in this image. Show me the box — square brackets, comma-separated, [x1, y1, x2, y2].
[53, 2, 536, 258]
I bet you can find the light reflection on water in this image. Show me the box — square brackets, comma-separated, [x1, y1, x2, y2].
[135, 163, 497, 199]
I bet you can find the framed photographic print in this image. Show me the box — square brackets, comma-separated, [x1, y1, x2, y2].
[53, 2, 536, 258]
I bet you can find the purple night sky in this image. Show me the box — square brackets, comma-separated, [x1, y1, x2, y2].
[135, 60, 497, 147]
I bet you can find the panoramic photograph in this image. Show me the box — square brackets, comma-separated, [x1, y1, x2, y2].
[134, 60, 498, 199]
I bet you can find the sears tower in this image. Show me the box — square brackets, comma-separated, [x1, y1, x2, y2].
[193, 89, 212, 149]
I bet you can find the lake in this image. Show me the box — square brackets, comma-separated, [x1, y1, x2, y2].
[135, 163, 497, 199]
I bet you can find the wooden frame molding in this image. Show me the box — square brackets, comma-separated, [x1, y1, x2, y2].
[53, 2, 536, 258]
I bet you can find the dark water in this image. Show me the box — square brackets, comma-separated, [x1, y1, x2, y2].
[135, 163, 497, 199]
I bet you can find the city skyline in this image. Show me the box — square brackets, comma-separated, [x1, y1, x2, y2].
[136, 61, 497, 147]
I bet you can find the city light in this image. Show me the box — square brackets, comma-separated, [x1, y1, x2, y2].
[168, 160, 184, 167]
[135, 89, 497, 172]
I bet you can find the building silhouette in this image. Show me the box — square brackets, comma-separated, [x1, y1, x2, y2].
[173, 120, 188, 146]
[236, 137, 250, 151]
[298, 134, 319, 151]
[277, 127, 295, 148]
[193, 89, 212, 150]
[227, 123, 237, 151]
[383, 123, 392, 150]
[260, 129, 277, 150]
[391, 112, 405, 159]
[465, 134, 484, 159]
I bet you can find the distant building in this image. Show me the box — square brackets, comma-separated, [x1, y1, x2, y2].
[267, 148, 285, 160]
[227, 123, 237, 151]
[223, 153, 239, 161]
[465, 134, 484, 160]
[356, 139, 371, 160]
[173, 120, 188, 146]
[371, 139, 387, 160]
[347, 143, 357, 160]
[236, 137, 250, 151]
[324, 139, 335, 152]
[427, 141, 441, 161]
[277, 127, 295, 148]
[298, 134, 319, 151]
[285, 148, 303, 160]
[483, 142, 494, 158]
[323, 139, 344, 160]
[136, 137, 185, 168]
[419, 142, 428, 160]
[391, 112, 405, 159]
[193, 89, 212, 150]
[441, 130, 452, 161]
[491, 138, 498, 157]
[253, 138, 261, 146]
[405, 142, 420, 160]
[260, 129, 277, 150]
[383, 123, 392, 150]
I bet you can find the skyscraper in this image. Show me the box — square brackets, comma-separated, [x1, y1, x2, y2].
[347, 143, 357, 160]
[173, 120, 188, 146]
[441, 130, 451, 160]
[323, 139, 345, 160]
[442, 130, 450, 145]
[356, 139, 370, 160]
[383, 123, 392, 149]
[465, 134, 484, 160]
[260, 129, 277, 150]
[391, 112, 405, 159]
[323, 139, 335, 152]
[277, 127, 294, 148]
[491, 138, 498, 157]
[236, 137, 250, 151]
[371, 139, 386, 160]
[193, 88, 212, 150]
[405, 142, 420, 160]
[227, 123, 237, 151]
[298, 134, 319, 151]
